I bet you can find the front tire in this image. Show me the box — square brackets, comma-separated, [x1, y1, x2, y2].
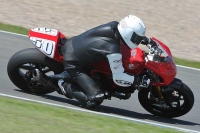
[7, 48, 64, 95]
[138, 83, 194, 118]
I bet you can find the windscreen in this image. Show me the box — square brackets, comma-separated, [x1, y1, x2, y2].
[152, 37, 174, 62]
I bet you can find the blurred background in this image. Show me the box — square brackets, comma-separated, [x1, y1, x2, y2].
[0, 0, 199, 61]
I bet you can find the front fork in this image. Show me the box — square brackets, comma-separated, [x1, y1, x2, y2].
[154, 86, 164, 100]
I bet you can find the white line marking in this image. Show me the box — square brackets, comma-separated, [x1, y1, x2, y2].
[0, 30, 28, 37]
[0, 30, 200, 71]
[176, 65, 200, 71]
[0, 93, 199, 133]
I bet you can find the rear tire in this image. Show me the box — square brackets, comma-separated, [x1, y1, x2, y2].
[7, 48, 64, 95]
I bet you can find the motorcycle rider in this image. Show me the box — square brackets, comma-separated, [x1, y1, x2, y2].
[60, 15, 152, 107]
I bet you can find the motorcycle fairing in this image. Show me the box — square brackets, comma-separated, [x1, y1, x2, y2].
[29, 28, 65, 62]
[145, 37, 177, 86]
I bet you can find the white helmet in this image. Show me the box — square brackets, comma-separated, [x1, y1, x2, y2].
[118, 15, 146, 49]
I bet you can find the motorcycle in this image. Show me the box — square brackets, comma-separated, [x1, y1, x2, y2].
[7, 28, 194, 118]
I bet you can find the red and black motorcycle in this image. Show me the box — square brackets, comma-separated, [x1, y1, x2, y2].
[7, 28, 194, 118]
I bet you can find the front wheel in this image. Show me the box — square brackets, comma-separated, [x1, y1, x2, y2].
[7, 48, 64, 95]
[138, 81, 194, 118]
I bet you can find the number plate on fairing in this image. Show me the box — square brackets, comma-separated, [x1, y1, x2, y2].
[29, 28, 59, 59]
[30, 37, 56, 58]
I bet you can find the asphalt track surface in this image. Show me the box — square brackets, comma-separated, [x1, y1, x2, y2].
[0, 31, 200, 132]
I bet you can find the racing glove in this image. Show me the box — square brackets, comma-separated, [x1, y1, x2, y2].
[141, 37, 157, 46]
[141, 37, 149, 45]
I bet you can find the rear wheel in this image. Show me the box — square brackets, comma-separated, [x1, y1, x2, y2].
[7, 48, 64, 95]
[138, 83, 194, 118]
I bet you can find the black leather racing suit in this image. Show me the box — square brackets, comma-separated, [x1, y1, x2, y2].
[63, 21, 121, 107]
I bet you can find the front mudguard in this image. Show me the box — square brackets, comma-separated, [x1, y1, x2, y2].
[167, 78, 183, 89]
[161, 78, 183, 99]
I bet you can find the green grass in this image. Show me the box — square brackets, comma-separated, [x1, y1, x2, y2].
[0, 22, 29, 35]
[0, 96, 183, 133]
[0, 22, 199, 69]
[174, 57, 200, 69]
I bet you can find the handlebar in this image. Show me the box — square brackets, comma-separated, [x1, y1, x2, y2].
[147, 44, 163, 55]
[146, 42, 164, 62]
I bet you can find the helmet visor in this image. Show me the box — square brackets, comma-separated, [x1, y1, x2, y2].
[130, 32, 144, 45]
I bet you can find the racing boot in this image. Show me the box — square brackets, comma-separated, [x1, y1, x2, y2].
[58, 72, 104, 108]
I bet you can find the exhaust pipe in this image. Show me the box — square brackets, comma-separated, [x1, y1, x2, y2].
[32, 69, 59, 91]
